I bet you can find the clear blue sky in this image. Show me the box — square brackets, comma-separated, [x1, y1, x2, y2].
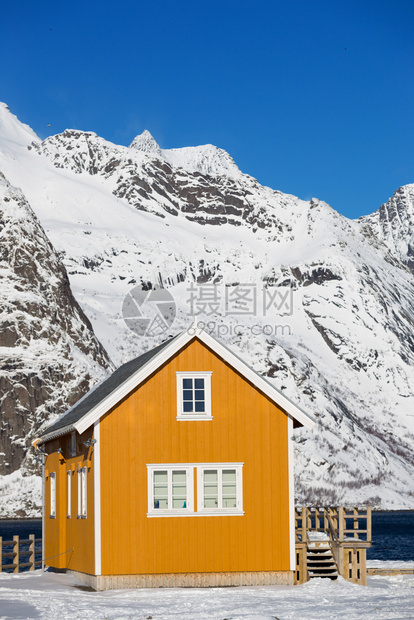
[2, 0, 414, 218]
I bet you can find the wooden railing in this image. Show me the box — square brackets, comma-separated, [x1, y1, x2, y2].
[295, 506, 372, 543]
[0, 535, 42, 573]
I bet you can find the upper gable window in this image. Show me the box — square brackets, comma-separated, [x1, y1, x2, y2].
[176, 372, 212, 420]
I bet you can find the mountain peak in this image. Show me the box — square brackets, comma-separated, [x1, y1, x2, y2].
[129, 130, 162, 156]
[0, 101, 39, 149]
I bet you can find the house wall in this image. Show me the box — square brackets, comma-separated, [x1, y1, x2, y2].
[99, 338, 291, 577]
[44, 429, 95, 574]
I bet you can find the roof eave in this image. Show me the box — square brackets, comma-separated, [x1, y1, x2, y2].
[34, 424, 76, 447]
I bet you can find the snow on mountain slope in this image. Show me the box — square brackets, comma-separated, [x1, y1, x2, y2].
[0, 102, 413, 513]
[0, 170, 111, 516]
[359, 184, 414, 272]
[130, 129, 242, 178]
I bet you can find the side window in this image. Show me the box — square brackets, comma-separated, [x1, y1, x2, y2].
[197, 464, 243, 514]
[67, 471, 71, 518]
[50, 473, 56, 518]
[77, 467, 87, 518]
[176, 372, 212, 420]
[147, 465, 194, 515]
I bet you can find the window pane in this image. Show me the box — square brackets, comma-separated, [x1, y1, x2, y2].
[172, 498, 187, 508]
[204, 483, 218, 496]
[183, 390, 193, 401]
[194, 390, 204, 400]
[183, 401, 193, 412]
[154, 498, 168, 509]
[223, 483, 236, 495]
[195, 401, 205, 412]
[172, 471, 187, 509]
[204, 497, 218, 508]
[154, 470, 168, 509]
[204, 470, 217, 482]
[222, 470, 236, 482]
[154, 484, 168, 496]
[194, 378, 204, 389]
[172, 471, 186, 483]
[223, 497, 237, 508]
[173, 485, 186, 496]
[154, 471, 168, 484]
[183, 378, 193, 389]
[204, 469, 218, 508]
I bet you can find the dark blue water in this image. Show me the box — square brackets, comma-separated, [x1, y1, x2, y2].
[0, 519, 42, 572]
[367, 510, 414, 561]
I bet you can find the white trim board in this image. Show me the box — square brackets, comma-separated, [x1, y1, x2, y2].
[74, 328, 315, 435]
[94, 421, 101, 576]
[288, 417, 295, 571]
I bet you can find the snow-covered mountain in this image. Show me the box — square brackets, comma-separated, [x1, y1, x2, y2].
[359, 184, 414, 272]
[0, 102, 413, 515]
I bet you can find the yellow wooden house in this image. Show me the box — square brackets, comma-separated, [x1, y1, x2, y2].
[34, 327, 315, 590]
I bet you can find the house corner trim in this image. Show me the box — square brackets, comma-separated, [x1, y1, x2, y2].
[94, 420, 101, 576]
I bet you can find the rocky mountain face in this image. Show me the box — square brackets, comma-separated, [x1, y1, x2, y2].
[0, 102, 414, 514]
[360, 184, 414, 272]
[0, 171, 111, 516]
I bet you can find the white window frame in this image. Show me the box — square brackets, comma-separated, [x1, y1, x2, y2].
[197, 463, 244, 516]
[147, 464, 194, 517]
[176, 371, 212, 420]
[67, 470, 71, 518]
[77, 467, 87, 518]
[49, 472, 56, 518]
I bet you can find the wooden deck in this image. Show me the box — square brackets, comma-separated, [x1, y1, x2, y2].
[295, 507, 372, 585]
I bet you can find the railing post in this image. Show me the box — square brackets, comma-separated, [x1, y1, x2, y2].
[29, 535, 35, 571]
[338, 507, 344, 542]
[0, 536, 2, 572]
[366, 506, 372, 543]
[354, 507, 359, 539]
[13, 536, 19, 573]
[302, 507, 307, 542]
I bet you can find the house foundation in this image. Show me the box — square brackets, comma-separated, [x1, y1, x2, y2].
[67, 569, 294, 591]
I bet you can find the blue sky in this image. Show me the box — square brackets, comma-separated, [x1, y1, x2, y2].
[2, 0, 414, 218]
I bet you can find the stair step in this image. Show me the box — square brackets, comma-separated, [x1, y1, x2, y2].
[309, 572, 338, 579]
[306, 542, 338, 580]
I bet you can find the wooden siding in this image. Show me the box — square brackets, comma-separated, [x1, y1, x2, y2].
[100, 338, 291, 576]
[44, 429, 95, 574]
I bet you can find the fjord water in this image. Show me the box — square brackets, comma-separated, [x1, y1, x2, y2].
[367, 511, 414, 561]
[0, 512, 413, 571]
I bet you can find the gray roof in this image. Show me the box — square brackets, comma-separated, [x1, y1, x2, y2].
[39, 335, 178, 441]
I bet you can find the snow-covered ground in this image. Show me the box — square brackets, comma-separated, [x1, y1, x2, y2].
[1, 570, 414, 620]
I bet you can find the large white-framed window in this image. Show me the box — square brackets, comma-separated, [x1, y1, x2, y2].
[197, 463, 243, 515]
[147, 463, 244, 517]
[49, 472, 56, 518]
[77, 467, 87, 518]
[176, 372, 212, 420]
[66, 470, 71, 518]
[147, 464, 194, 516]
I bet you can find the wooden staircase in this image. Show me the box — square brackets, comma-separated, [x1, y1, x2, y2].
[307, 542, 338, 580]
